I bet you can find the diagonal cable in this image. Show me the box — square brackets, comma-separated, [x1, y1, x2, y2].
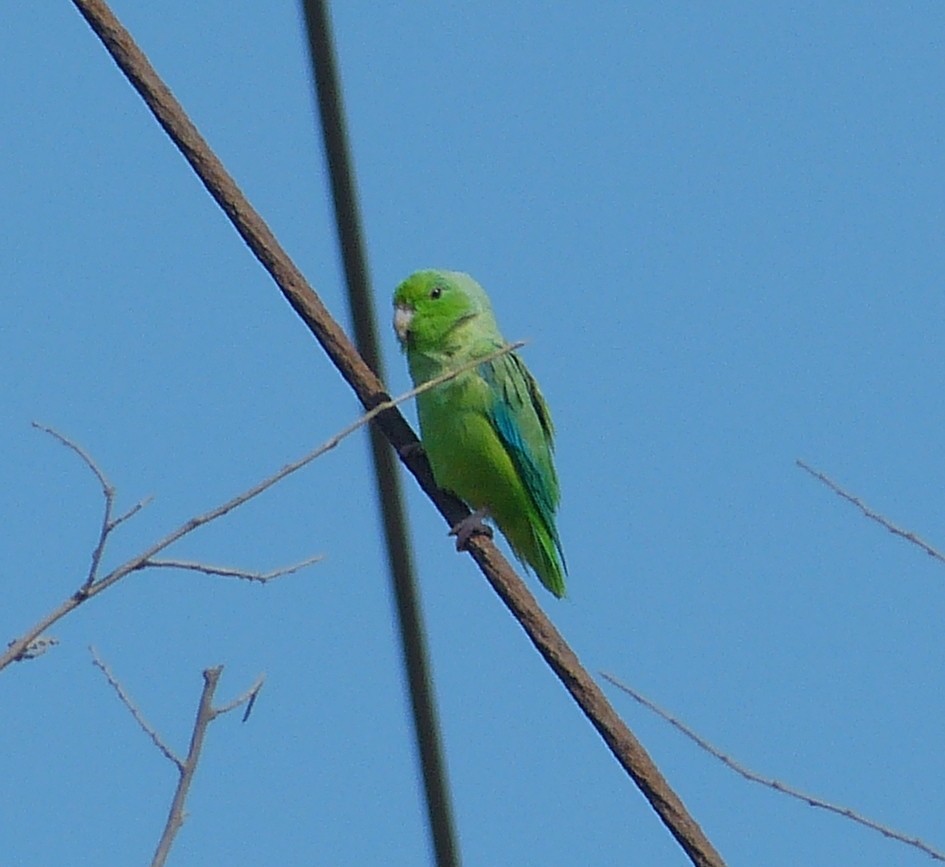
[300, 3, 460, 865]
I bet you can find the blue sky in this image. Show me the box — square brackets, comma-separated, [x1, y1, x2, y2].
[4, 4, 945, 865]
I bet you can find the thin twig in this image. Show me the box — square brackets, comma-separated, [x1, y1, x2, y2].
[69, 3, 725, 863]
[144, 555, 323, 582]
[32, 422, 111, 494]
[90, 646, 181, 767]
[602, 672, 945, 863]
[797, 460, 945, 565]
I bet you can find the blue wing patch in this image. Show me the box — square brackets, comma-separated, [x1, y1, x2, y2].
[479, 353, 565, 564]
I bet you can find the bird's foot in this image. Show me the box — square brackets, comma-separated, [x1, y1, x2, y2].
[449, 507, 493, 551]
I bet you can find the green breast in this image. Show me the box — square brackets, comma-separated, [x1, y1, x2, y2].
[416, 374, 529, 519]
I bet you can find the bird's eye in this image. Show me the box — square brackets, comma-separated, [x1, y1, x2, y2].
[430, 286, 443, 300]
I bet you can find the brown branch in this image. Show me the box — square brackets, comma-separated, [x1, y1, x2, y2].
[602, 673, 945, 862]
[797, 460, 945, 565]
[68, 2, 725, 863]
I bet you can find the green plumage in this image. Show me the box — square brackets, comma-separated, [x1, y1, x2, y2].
[393, 269, 567, 597]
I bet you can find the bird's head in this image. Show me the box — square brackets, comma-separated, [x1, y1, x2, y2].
[392, 269, 495, 353]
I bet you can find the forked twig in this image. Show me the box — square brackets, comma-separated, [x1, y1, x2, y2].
[31, 423, 125, 589]
[151, 666, 263, 867]
[88, 648, 263, 867]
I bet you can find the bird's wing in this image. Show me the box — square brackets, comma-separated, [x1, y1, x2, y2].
[479, 353, 564, 555]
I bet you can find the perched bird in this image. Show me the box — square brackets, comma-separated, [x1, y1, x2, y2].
[393, 269, 567, 597]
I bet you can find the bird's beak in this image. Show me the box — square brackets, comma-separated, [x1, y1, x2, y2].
[393, 304, 414, 343]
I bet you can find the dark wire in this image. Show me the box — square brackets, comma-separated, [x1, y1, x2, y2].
[300, 3, 461, 865]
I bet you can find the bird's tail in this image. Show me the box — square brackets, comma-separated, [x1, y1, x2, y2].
[521, 520, 567, 598]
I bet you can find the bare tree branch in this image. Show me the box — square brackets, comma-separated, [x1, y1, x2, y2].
[797, 459, 945, 565]
[148, 666, 263, 867]
[154, 667, 262, 867]
[602, 672, 945, 863]
[89, 648, 263, 867]
[4, 346, 516, 672]
[3, 430, 310, 669]
[88, 648, 263, 867]
[68, 2, 725, 863]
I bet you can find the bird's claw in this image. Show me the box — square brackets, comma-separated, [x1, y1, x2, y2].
[449, 507, 493, 551]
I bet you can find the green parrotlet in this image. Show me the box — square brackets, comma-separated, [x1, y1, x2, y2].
[393, 269, 567, 597]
